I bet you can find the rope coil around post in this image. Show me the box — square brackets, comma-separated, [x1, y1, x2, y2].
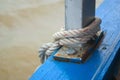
[39, 17, 101, 63]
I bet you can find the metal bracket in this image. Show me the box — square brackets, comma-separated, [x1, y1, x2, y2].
[54, 31, 104, 63]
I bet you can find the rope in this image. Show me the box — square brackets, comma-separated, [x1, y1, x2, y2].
[39, 17, 101, 63]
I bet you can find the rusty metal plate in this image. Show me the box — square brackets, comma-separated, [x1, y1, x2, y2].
[54, 31, 104, 63]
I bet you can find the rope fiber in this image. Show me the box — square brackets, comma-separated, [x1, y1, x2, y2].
[39, 17, 101, 63]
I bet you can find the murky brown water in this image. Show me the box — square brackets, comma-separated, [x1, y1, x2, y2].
[0, 0, 103, 80]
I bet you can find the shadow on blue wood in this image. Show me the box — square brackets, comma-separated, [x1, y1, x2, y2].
[30, 0, 120, 80]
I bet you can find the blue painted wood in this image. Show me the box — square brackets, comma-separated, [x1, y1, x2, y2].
[30, 0, 120, 80]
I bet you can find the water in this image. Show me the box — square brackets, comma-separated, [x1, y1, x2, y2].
[0, 0, 102, 80]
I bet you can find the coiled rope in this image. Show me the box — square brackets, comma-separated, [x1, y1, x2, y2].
[39, 17, 101, 63]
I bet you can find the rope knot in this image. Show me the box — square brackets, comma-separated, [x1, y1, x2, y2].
[39, 17, 101, 63]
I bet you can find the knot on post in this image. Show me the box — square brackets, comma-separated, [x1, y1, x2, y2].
[39, 17, 102, 63]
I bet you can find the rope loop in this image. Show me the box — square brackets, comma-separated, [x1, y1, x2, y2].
[39, 17, 101, 63]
